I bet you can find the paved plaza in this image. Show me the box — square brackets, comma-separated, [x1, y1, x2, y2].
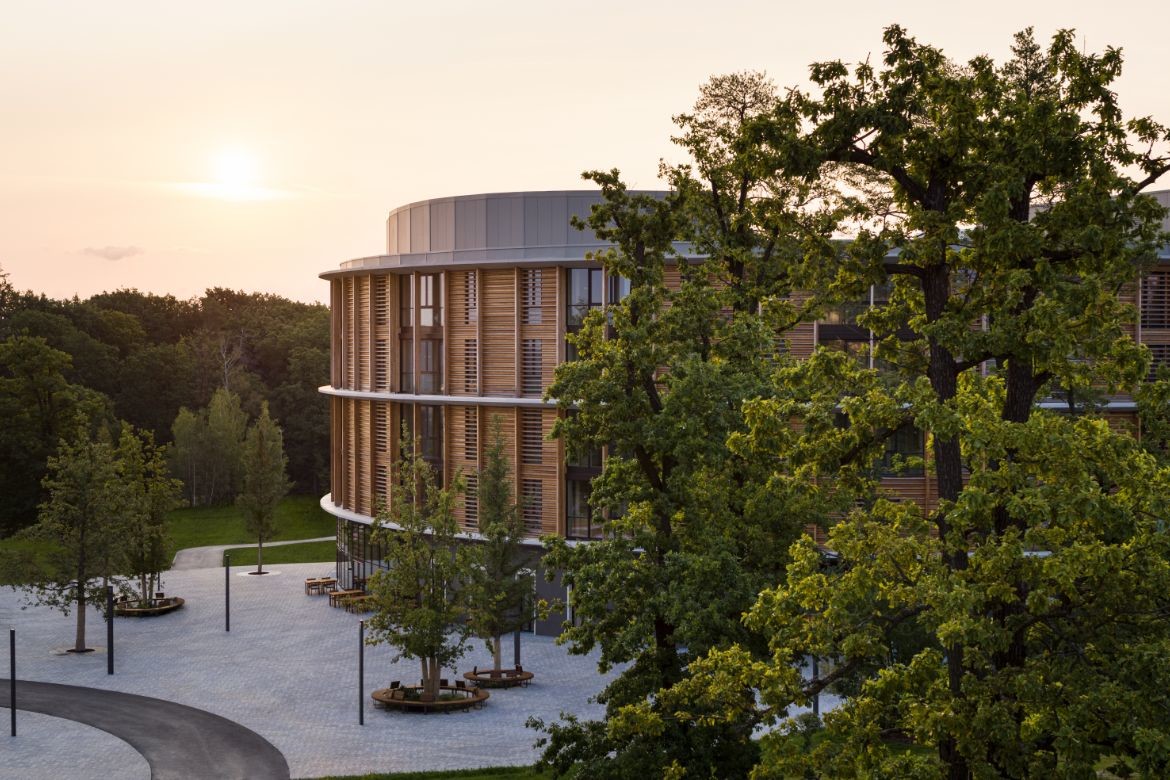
[0, 562, 619, 779]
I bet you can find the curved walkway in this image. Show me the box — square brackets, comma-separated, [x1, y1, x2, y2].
[0, 680, 290, 780]
[172, 536, 334, 570]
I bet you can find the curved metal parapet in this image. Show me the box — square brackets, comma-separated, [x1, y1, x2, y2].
[0, 680, 290, 780]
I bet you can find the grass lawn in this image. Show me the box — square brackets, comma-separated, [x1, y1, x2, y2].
[166, 495, 334, 550]
[224, 539, 336, 567]
[314, 768, 542, 780]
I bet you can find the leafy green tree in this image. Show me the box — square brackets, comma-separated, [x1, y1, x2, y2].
[366, 432, 472, 700]
[23, 427, 129, 652]
[118, 426, 182, 605]
[0, 335, 111, 535]
[535, 73, 832, 775]
[236, 402, 291, 574]
[170, 388, 248, 506]
[466, 415, 533, 676]
[644, 27, 1170, 779]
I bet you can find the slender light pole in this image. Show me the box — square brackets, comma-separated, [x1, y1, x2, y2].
[106, 585, 114, 675]
[358, 619, 365, 726]
[224, 552, 231, 633]
[9, 627, 15, 737]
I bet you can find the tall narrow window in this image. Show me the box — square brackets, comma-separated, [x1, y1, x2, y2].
[420, 339, 442, 393]
[399, 274, 414, 328]
[521, 480, 543, 535]
[521, 339, 543, 396]
[464, 271, 478, 324]
[419, 405, 443, 478]
[566, 268, 604, 360]
[522, 268, 543, 324]
[520, 409, 543, 464]
[419, 273, 440, 327]
[399, 338, 413, 392]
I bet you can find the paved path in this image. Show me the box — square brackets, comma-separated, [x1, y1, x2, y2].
[0, 680, 290, 780]
[172, 537, 334, 570]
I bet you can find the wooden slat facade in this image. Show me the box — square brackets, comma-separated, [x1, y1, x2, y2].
[327, 262, 1169, 543]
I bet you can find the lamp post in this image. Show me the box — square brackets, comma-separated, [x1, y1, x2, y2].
[358, 619, 365, 725]
[9, 627, 15, 737]
[106, 585, 114, 675]
[225, 552, 231, 633]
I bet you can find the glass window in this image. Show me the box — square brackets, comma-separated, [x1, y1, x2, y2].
[419, 404, 442, 471]
[399, 338, 413, 392]
[608, 274, 631, 304]
[419, 273, 440, 327]
[399, 275, 414, 328]
[879, 424, 924, 477]
[419, 339, 441, 393]
[566, 478, 600, 540]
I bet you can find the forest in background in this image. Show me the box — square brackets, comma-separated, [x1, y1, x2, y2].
[0, 266, 329, 536]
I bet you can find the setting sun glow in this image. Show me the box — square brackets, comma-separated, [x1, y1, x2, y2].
[214, 148, 258, 191]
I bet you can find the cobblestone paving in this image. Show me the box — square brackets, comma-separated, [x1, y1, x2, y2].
[0, 562, 619, 779]
[0, 709, 150, 780]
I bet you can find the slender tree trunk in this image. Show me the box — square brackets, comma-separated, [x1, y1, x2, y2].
[493, 634, 502, 674]
[256, 537, 264, 574]
[75, 584, 87, 652]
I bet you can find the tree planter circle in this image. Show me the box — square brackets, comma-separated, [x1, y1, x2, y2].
[462, 667, 534, 688]
[371, 684, 489, 713]
[113, 596, 185, 617]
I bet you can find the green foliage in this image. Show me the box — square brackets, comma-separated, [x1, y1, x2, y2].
[223, 539, 335, 567]
[21, 426, 130, 652]
[0, 282, 329, 505]
[165, 495, 333, 550]
[313, 767, 543, 780]
[236, 401, 292, 573]
[118, 426, 183, 605]
[536, 73, 827, 777]
[0, 335, 111, 535]
[170, 388, 248, 507]
[366, 432, 474, 699]
[626, 26, 1170, 780]
[466, 415, 534, 672]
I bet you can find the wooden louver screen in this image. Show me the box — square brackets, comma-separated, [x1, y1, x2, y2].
[343, 278, 356, 389]
[520, 409, 543, 464]
[521, 479, 543, 535]
[1149, 344, 1170, 380]
[464, 407, 478, 461]
[463, 474, 478, 528]
[521, 339, 543, 396]
[357, 277, 371, 391]
[522, 268, 543, 324]
[463, 339, 478, 393]
[1142, 271, 1170, 329]
[464, 271, 478, 325]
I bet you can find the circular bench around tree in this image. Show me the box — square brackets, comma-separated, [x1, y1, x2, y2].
[371, 684, 489, 713]
[113, 595, 185, 617]
[462, 666, 533, 689]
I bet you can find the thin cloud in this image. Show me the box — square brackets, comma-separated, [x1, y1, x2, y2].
[83, 245, 143, 261]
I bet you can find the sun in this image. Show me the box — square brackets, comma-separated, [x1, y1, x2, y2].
[213, 147, 258, 194]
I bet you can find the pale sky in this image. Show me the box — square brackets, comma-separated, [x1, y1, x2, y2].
[2, 1, 1167, 304]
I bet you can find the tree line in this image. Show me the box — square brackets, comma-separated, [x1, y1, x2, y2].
[0, 280, 328, 535]
[533, 27, 1170, 780]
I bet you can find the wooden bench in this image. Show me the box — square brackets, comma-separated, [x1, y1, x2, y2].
[329, 588, 363, 607]
[304, 577, 337, 595]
